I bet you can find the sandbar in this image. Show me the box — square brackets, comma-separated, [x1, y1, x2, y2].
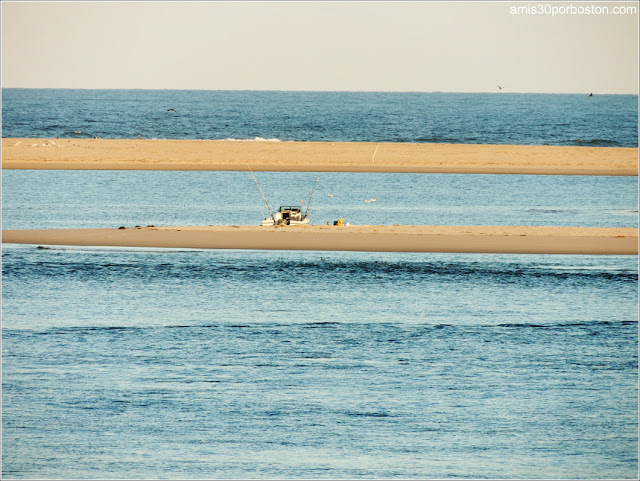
[2, 225, 637, 255]
[2, 139, 637, 175]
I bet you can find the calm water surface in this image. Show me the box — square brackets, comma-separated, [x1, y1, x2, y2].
[1, 170, 637, 229]
[2, 246, 638, 479]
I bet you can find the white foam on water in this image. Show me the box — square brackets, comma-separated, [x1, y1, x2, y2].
[222, 137, 282, 142]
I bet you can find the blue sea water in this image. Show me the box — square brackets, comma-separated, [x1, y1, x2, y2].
[2, 89, 638, 146]
[1, 90, 639, 479]
[2, 246, 638, 479]
[1, 170, 638, 230]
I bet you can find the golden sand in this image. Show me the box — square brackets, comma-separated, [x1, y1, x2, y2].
[3, 225, 637, 255]
[2, 138, 637, 175]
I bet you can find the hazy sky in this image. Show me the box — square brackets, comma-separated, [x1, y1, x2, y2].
[1, 1, 638, 93]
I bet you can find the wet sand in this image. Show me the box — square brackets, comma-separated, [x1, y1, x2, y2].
[2, 225, 637, 255]
[2, 139, 637, 175]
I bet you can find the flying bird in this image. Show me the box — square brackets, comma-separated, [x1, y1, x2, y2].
[497, 85, 503, 90]
[167, 108, 176, 112]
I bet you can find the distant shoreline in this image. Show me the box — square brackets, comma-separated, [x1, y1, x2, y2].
[3, 225, 638, 255]
[2, 139, 638, 175]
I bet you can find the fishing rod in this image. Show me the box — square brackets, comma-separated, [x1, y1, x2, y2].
[249, 168, 275, 221]
[304, 176, 320, 218]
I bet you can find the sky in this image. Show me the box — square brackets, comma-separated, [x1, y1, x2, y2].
[1, 1, 638, 93]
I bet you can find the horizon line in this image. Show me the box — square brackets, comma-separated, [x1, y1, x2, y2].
[1, 87, 638, 96]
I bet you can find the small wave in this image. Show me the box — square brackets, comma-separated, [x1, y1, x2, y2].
[414, 136, 461, 144]
[567, 139, 621, 147]
[27, 326, 146, 336]
[525, 208, 574, 214]
[606, 209, 638, 215]
[222, 137, 282, 142]
[497, 323, 547, 329]
[63, 130, 93, 137]
[497, 320, 627, 329]
[544, 265, 626, 271]
[345, 410, 392, 418]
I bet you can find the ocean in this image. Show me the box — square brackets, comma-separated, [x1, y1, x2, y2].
[1, 89, 638, 479]
[2, 89, 638, 146]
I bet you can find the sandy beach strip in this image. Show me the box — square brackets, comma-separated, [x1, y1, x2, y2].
[2, 225, 637, 255]
[2, 139, 637, 175]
